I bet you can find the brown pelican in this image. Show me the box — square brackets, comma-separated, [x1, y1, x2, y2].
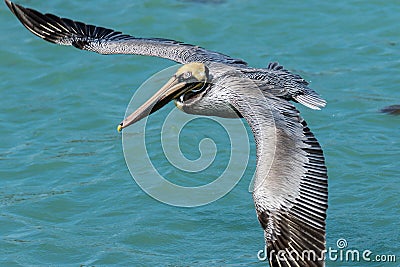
[5, 1, 328, 266]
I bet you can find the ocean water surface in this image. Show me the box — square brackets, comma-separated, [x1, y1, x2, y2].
[1, 0, 399, 266]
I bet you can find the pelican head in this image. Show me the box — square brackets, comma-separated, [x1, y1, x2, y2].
[118, 62, 209, 131]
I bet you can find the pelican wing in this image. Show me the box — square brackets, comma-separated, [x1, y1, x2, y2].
[226, 77, 328, 267]
[5, 0, 247, 66]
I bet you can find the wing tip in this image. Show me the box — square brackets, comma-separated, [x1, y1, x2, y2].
[5, 0, 18, 17]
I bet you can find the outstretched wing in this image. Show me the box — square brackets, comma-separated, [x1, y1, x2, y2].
[5, 0, 247, 67]
[226, 77, 328, 267]
[5, 1, 327, 111]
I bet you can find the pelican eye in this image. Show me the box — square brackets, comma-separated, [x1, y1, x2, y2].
[183, 71, 192, 79]
[178, 71, 192, 82]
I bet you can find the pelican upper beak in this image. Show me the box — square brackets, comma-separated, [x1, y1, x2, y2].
[117, 76, 197, 132]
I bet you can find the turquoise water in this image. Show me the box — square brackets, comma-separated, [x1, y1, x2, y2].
[1, 0, 399, 266]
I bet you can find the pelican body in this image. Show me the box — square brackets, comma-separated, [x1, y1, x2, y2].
[5, 1, 328, 266]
